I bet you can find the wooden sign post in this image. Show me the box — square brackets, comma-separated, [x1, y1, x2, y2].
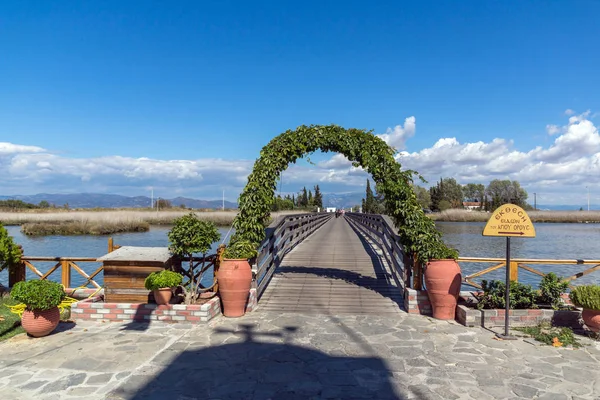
[483, 204, 536, 339]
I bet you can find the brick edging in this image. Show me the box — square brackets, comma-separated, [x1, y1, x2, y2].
[456, 304, 582, 328]
[404, 288, 432, 315]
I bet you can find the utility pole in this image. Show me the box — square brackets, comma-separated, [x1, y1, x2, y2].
[587, 186, 590, 211]
[150, 188, 154, 209]
[222, 190, 225, 211]
[533, 193, 536, 211]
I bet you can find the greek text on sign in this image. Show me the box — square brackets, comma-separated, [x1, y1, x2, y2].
[482, 203, 536, 238]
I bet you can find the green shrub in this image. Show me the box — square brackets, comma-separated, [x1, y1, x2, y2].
[476, 280, 538, 310]
[0, 223, 21, 272]
[11, 280, 65, 311]
[538, 273, 569, 309]
[223, 240, 258, 259]
[569, 285, 600, 310]
[144, 270, 183, 290]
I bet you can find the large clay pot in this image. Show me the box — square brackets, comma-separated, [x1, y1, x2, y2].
[21, 307, 60, 337]
[153, 288, 173, 305]
[424, 259, 462, 320]
[219, 258, 252, 317]
[582, 309, 600, 333]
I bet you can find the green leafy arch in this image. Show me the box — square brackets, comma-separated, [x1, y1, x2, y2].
[231, 124, 456, 262]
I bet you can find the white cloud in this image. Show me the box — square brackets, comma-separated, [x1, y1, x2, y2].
[564, 109, 575, 116]
[376, 116, 416, 150]
[3, 111, 600, 205]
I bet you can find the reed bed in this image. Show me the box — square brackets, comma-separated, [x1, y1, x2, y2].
[430, 209, 600, 223]
[0, 209, 308, 236]
[21, 220, 151, 236]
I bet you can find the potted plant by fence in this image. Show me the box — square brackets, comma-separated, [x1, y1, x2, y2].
[168, 213, 221, 304]
[220, 240, 258, 317]
[11, 280, 65, 337]
[144, 270, 182, 305]
[419, 242, 461, 320]
[569, 285, 600, 333]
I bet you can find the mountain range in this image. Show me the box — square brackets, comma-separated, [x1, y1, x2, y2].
[0, 192, 595, 211]
[0, 193, 237, 209]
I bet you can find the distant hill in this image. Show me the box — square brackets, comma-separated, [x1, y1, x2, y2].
[322, 192, 364, 209]
[0, 193, 237, 209]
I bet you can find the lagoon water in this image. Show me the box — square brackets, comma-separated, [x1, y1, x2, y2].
[2, 222, 600, 289]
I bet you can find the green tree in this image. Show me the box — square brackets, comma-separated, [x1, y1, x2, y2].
[429, 178, 464, 211]
[38, 200, 50, 208]
[412, 185, 431, 210]
[486, 179, 528, 210]
[168, 213, 221, 304]
[313, 185, 323, 209]
[363, 179, 376, 213]
[308, 190, 313, 206]
[156, 199, 172, 209]
[0, 223, 21, 273]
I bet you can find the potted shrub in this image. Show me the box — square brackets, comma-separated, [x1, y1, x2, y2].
[419, 241, 461, 320]
[144, 270, 183, 305]
[168, 213, 221, 304]
[11, 280, 65, 337]
[220, 240, 258, 317]
[569, 285, 600, 332]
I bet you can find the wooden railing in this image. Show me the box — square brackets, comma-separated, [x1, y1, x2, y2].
[344, 212, 410, 289]
[7, 237, 123, 289]
[460, 257, 600, 289]
[255, 212, 333, 298]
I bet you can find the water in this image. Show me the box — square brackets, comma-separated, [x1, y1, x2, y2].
[3, 222, 600, 290]
[436, 221, 600, 288]
[0, 225, 235, 288]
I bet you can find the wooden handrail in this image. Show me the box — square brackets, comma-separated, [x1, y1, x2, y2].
[345, 212, 410, 289]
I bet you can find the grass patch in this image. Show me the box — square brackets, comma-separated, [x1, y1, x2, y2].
[21, 220, 151, 236]
[0, 294, 25, 341]
[514, 321, 582, 348]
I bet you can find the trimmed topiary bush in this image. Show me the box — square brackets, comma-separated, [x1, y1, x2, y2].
[144, 270, 183, 291]
[11, 280, 65, 311]
[569, 285, 600, 310]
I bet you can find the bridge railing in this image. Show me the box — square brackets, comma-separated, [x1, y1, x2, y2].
[345, 212, 410, 289]
[255, 212, 334, 298]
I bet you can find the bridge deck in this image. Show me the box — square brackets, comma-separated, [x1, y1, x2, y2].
[259, 216, 403, 314]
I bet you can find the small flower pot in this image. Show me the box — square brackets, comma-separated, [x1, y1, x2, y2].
[153, 288, 173, 305]
[582, 309, 600, 332]
[21, 307, 60, 337]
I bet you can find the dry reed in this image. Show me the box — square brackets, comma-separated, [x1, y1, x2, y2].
[0, 209, 308, 235]
[430, 209, 600, 223]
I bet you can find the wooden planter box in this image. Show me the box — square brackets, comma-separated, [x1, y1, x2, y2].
[98, 247, 174, 303]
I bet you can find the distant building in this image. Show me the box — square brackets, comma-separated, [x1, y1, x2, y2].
[463, 201, 482, 211]
[326, 207, 337, 213]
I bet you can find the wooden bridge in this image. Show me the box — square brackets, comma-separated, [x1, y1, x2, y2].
[255, 213, 409, 315]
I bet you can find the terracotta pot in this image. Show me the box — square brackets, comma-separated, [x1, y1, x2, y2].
[21, 307, 60, 337]
[219, 258, 252, 317]
[582, 309, 600, 333]
[153, 288, 173, 305]
[424, 259, 462, 320]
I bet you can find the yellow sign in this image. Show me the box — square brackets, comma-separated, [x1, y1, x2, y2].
[483, 203, 536, 238]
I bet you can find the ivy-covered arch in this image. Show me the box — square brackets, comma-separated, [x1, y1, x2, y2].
[231, 125, 456, 262]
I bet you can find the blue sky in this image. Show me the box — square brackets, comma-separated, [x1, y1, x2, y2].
[1, 1, 600, 205]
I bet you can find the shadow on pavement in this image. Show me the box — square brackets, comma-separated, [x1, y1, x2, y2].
[120, 323, 405, 400]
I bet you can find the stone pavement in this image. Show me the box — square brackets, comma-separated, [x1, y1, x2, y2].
[0, 311, 599, 399]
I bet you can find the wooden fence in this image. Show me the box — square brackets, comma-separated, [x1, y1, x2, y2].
[460, 257, 600, 289]
[255, 212, 333, 298]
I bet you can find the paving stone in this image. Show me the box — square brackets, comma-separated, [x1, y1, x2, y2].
[86, 373, 113, 385]
[43, 373, 87, 393]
